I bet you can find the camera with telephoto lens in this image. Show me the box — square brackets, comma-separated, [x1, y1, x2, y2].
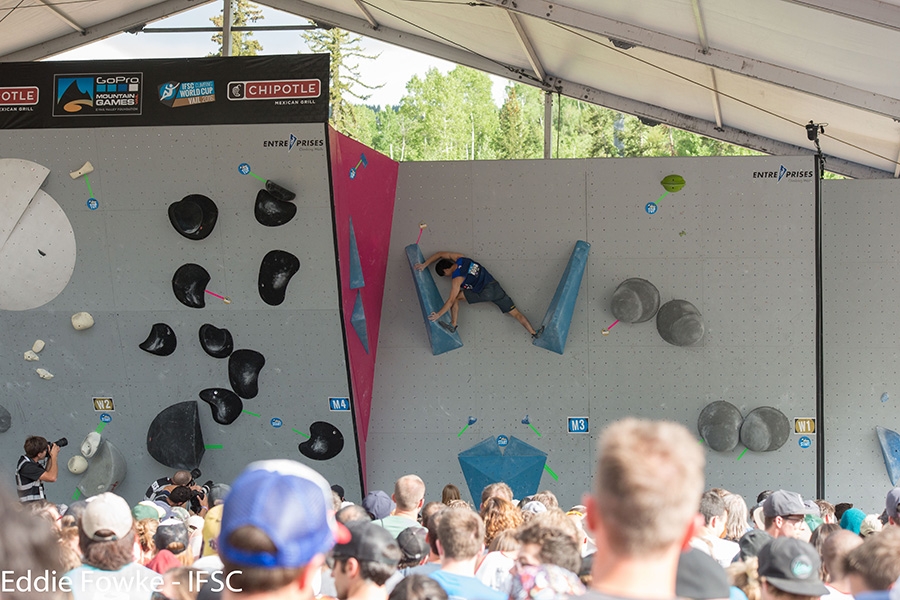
[49, 438, 68, 451]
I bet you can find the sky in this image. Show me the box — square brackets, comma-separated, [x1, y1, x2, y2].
[50, 2, 510, 108]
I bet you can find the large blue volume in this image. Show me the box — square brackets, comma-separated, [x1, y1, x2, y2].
[877, 426, 900, 485]
[532, 240, 591, 355]
[458, 436, 547, 503]
[406, 244, 463, 355]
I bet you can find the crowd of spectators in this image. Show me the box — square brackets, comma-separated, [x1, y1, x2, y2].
[5, 417, 900, 600]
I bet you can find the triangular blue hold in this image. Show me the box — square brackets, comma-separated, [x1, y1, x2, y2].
[877, 426, 900, 485]
[533, 240, 590, 355]
[458, 435, 547, 504]
[349, 217, 365, 289]
[406, 244, 463, 356]
[350, 290, 370, 353]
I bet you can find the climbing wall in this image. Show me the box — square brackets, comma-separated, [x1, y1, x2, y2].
[367, 156, 818, 508]
[0, 56, 365, 504]
[822, 178, 900, 512]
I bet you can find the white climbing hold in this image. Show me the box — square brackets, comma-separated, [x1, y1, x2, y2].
[32, 340, 45, 353]
[23, 350, 39, 362]
[71, 312, 94, 330]
[35, 368, 53, 380]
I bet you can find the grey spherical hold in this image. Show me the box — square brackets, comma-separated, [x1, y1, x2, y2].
[0, 404, 10, 433]
[697, 401, 743, 452]
[740, 406, 790, 452]
[611, 278, 660, 323]
[656, 299, 705, 346]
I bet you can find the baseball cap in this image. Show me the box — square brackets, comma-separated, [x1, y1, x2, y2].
[397, 526, 429, 564]
[219, 459, 350, 568]
[757, 538, 828, 596]
[81, 492, 134, 542]
[762, 490, 817, 518]
[132, 503, 161, 522]
[154, 518, 190, 554]
[676, 548, 730, 600]
[362, 490, 394, 520]
[886, 488, 900, 520]
[332, 520, 401, 566]
[738, 529, 771, 561]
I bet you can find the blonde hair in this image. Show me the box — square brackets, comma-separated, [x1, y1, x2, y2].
[136, 518, 159, 564]
[593, 418, 705, 555]
[726, 556, 761, 600]
[723, 493, 750, 540]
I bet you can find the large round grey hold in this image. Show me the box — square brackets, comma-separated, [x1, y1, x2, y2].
[0, 404, 11, 433]
[740, 406, 791, 452]
[656, 299, 705, 346]
[697, 401, 743, 452]
[611, 278, 660, 323]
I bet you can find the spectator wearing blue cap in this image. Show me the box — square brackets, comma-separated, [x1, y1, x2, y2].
[218, 459, 350, 599]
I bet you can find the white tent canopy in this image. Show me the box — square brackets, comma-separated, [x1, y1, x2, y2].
[2, 0, 899, 178]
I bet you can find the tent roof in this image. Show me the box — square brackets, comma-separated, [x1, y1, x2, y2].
[3, 0, 899, 178]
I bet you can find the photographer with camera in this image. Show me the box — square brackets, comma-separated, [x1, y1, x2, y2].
[15, 435, 66, 503]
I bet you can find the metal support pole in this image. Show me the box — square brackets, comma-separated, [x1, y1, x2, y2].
[223, 0, 233, 56]
[544, 91, 552, 159]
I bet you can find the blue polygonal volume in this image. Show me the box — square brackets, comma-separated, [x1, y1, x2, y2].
[350, 290, 370, 354]
[458, 435, 547, 503]
[532, 240, 590, 355]
[406, 244, 463, 356]
[349, 217, 365, 290]
[877, 426, 900, 485]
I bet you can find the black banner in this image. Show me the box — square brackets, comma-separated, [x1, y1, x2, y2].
[0, 55, 329, 129]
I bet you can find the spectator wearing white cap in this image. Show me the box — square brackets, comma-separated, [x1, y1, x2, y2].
[61, 492, 161, 599]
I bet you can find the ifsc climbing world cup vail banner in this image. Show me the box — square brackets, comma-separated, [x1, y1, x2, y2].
[0, 55, 329, 129]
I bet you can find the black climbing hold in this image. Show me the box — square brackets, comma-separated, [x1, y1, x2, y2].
[172, 263, 210, 309]
[258, 250, 300, 306]
[697, 401, 743, 452]
[199, 388, 243, 425]
[254, 189, 297, 227]
[38, 249, 46, 257]
[168, 194, 218, 240]
[0, 404, 11, 433]
[265, 180, 296, 202]
[139, 323, 178, 356]
[199, 323, 233, 358]
[299, 421, 344, 461]
[147, 401, 205, 470]
[228, 349, 265, 399]
[740, 406, 790, 452]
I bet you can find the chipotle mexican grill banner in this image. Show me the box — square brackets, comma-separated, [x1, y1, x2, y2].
[0, 54, 329, 129]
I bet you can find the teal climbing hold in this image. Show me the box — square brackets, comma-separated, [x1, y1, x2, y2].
[532, 240, 590, 355]
[350, 290, 369, 353]
[406, 244, 463, 356]
[349, 217, 365, 289]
